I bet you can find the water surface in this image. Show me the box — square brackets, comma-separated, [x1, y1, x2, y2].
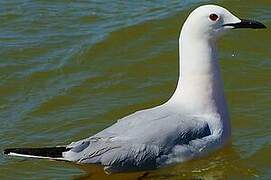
[0, 0, 270, 179]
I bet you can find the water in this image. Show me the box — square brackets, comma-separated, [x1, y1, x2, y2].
[0, 0, 270, 179]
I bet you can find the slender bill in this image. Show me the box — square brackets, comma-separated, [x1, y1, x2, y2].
[223, 19, 266, 29]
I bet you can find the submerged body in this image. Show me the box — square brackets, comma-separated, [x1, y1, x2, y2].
[64, 104, 214, 172]
[4, 5, 266, 173]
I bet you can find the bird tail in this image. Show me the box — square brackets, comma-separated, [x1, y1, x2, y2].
[4, 146, 71, 160]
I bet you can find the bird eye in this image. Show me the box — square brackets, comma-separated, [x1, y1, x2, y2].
[209, 14, 219, 21]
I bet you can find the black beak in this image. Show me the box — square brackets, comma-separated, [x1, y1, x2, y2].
[223, 19, 266, 29]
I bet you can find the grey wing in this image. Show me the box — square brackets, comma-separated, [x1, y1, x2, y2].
[63, 139, 161, 172]
[63, 107, 211, 171]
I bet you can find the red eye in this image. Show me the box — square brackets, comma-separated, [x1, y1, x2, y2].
[209, 13, 219, 21]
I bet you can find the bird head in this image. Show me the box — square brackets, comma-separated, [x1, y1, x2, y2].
[181, 5, 266, 40]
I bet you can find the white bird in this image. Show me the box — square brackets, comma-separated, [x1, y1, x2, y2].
[4, 5, 266, 173]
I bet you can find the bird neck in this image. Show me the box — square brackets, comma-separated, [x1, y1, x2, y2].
[168, 32, 229, 126]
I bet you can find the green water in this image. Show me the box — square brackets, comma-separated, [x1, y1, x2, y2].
[0, 0, 270, 179]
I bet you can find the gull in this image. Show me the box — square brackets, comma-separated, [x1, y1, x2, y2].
[4, 5, 266, 173]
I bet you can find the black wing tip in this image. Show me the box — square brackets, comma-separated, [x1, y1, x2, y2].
[4, 149, 10, 154]
[3, 147, 71, 157]
[4, 148, 13, 154]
